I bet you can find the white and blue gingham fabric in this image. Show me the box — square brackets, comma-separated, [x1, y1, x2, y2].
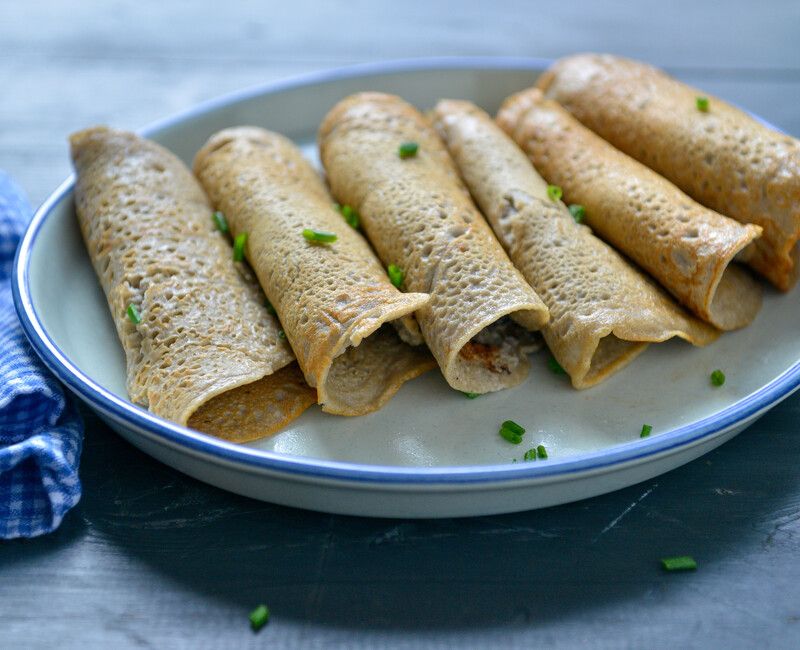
[0, 171, 83, 538]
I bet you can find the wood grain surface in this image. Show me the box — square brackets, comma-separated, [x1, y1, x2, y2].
[2, 1, 800, 648]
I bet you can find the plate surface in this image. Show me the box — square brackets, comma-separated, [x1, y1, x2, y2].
[13, 58, 800, 517]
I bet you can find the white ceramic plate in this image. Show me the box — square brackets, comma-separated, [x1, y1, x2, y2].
[13, 58, 800, 517]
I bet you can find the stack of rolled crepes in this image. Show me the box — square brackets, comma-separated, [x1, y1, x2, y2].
[431, 100, 718, 387]
[72, 126, 436, 442]
[536, 53, 800, 291]
[496, 88, 763, 331]
[319, 93, 550, 394]
[193, 127, 435, 416]
[71, 127, 316, 441]
[71, 54, 798, 440]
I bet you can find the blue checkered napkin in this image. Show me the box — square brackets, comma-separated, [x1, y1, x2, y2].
[0, 171, 83, 538]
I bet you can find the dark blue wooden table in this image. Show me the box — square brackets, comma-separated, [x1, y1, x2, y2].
[2, 1, 800, 647]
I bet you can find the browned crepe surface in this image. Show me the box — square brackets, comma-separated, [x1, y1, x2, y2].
[538, 53, 800, 291]
[71, 126, 315, 442]
[497, 88, 762, 331]
[194, 127, 434, 416]
[319, 92, 550, 394]
[433, 99, 718, 388]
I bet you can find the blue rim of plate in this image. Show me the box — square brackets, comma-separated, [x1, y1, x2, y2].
[12, 56, 800, 486]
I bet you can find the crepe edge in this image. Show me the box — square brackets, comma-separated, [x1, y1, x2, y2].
[186, 363, 316, 443]
[313, 290, 432, 414]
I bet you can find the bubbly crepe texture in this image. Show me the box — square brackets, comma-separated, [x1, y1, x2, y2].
[70, 127, 315, 442]
[319, 92, 550, 393]
[497, 88, 763, 331]
[432, 99, 718, 388]
[194, 127, 434, 415]
[538, 53, 800, 291]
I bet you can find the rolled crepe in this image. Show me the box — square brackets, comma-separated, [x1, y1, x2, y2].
[432, 100, 718, 388]
[538, 54, 800, 291]
[497, 88, 763, 331]
[70, 127, 315, 442]
[194, 127, 434, 416]
[319, 93, 550, 394]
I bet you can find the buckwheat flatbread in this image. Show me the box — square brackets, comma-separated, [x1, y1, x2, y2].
[194, 127, 434, 415]
[538, 53, 800, 291]
[70, 127, 315, 442]
[498, 88, 763, 331]
[319, 93, 550, 394]
[433, 99, 718, 388]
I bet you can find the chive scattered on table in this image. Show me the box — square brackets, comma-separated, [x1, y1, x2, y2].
[249, 604, 270, 631]
[696, 96, 710, 112]
[536, 444, 548, 459]
[302, 229, 338, 244]
[233, 232, 248, 262]
[398, 141, 419, 158]
[523, 448, 537, 462]
[661, 556, 697, 572]
[126, 303, 141, 325]
[462, 392, 480, 399]
[640, 423, 653, 438]
[710, 369, 726, 387]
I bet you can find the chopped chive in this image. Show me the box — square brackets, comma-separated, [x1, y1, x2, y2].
[340, 204, 360, 229]
[536, 444, 548, 459]
[661, 556, 697, 572]
[249, 604, 270, 631]
[568, 204, 586, 223]
[640, 423, 653, 438]
[710, 369, 725, 387]
[278, 329, 286, 339]
[398, 141, 419, 159]
[387, 263, 405, 289]
[501, 419, 525, 436]
[264, 299, 277, 316]
[499, 426, 523, 445]
[696, 96, 710, 112]
[547, 184, 563, 201]
[233, 232, 248, 262]
[212, 210, 229, 233]
[462, 392, 480, 399]
[547, 356, 566, 376]
[499, 419, 525, 445]
[523, 448, 537, 462]
[302, 229, 338, 244]
[126, 303, 141, 325]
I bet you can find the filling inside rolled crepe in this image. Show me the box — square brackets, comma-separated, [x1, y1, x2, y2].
[460, 317, 543, 376]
